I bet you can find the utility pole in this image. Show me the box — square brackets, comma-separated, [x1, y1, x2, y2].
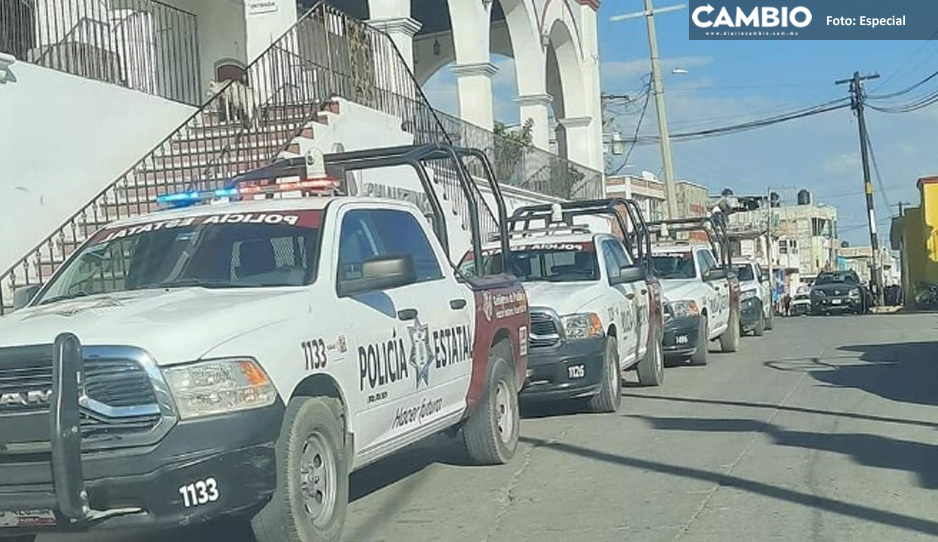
[766, 186, 774, 313]
[836, 71, 883, 306]
[611, 3, 685, 220]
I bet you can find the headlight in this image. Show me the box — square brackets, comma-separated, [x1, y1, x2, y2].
[669, 300, 699, 318]
[561, 313, 604, 339]
[849, 288, 861, 298]
[162, 358, 277, 419]
[741, 289, 758, 301]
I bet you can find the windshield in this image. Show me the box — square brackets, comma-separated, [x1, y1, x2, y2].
[651, 252, 696, 280]
[36, 210, 322, 304]
[460, 242, 599, 282]
[734, 264, 755, 281]
[815, 272, 859, 285]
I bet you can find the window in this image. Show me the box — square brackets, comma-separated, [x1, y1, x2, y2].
[461, 243, 599, 282]
[602, 240, 633, 280]
[790, 239, 799, 254]
[779, 240, 789, 254]
[651, 252, 696, 279]
[697, 250, 717, 278]
[337, 209, 443, 285]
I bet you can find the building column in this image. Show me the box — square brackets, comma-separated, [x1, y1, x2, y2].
[558, 116, 593, 166]
[367, 17, 422, 70]
[452, 61, 497, 130]
[515, 93, 553, 150]
[575, 1, 604, 172]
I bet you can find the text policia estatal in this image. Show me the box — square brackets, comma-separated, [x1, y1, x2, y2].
[358, 324, 472, 391]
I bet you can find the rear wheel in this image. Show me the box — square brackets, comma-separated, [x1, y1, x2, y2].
[720, 309, 741, 352]
[588, 337, 622, 413]
[690, 315, 709, 366]
[252, 397, 348, 542]
[635, 330, 664, 386]
[462, 342, 520, 465]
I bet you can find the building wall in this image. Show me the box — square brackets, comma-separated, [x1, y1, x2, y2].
[0, 61, 196, 275]
[921, 178, 938, 281]
[675, 181, 709, 218]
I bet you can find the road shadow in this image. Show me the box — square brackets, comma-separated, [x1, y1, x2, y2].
[628, 414, 938, 490]
[620, 392, 938, 429]
[765, 342, 938, 407]
[518, 435, 938, 537]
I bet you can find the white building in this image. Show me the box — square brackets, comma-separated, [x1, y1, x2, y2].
[0, 0, 606, 311]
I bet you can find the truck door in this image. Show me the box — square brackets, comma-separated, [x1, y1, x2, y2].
[697, 249, 729, 335]
[601, 239, 640, 365]
[363, 208, 474, 440]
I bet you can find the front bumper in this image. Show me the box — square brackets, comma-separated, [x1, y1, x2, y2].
[0, 335, 281, 535]
[740, 298, 762, 329]
[662, 316, 700, 358]
[521, 336, 606, 401]
[813, 296, 862, 313]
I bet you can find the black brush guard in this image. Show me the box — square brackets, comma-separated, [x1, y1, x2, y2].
[0, 333, 92, 525]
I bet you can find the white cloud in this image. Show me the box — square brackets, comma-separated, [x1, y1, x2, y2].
[601, 56, 714, 89]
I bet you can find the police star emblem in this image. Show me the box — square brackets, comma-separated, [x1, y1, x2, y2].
[408, 317, 434, 389]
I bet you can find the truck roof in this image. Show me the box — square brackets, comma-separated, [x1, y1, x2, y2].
[101, 196, 412, 229]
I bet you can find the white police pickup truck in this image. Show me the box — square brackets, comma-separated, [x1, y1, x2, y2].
[734, 259, 774, 336]
[0, 145, 529, 542]
[460, 200, 666, 413]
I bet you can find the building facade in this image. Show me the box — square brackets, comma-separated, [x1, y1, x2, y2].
[890, 175, 938, 306]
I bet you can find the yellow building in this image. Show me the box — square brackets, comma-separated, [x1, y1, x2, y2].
[890, 176, 938, 306]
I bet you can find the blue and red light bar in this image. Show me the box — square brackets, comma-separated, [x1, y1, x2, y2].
[156, 178, 340, 208]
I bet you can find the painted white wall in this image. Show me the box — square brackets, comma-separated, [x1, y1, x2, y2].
[0, 62, 195, 274]
[244, 0, 298, 63]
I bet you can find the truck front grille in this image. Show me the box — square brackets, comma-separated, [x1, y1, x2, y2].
[0, 356, 161, 438]
[530, 311, 561, 348]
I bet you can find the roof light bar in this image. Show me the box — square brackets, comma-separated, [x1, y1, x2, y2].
[155, 178, 340, 208]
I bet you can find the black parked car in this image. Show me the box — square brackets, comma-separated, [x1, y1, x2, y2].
[810, 270, 871, 315]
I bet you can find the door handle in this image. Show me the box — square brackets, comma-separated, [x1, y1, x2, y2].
[626, 292, 636, 300]
[450, 298, 467, 310]
[640, 289, 648, 295]
[397, 308, 418, 321]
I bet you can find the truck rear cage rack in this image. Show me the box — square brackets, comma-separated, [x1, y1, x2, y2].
[647, 213, 733, 269]
[508, 198, 655, 273]
[488, 224, 593, 242]
[158, 144, 512, 275]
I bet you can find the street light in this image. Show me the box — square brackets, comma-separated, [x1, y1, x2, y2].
[610, 2, 687, 220]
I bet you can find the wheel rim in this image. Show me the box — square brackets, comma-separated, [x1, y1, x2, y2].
[494, 380, 514, 444]
[655, 340, 664, 374]
[299, 432, 337, 527]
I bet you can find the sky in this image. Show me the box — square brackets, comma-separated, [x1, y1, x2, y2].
[421, 2, 938, 246]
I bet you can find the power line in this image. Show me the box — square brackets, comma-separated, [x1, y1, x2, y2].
[612, 83, 653, 175]
[621, 98, 850, 144]
[863, 129, 893, 212]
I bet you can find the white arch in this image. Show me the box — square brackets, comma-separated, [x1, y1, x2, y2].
[543, 14, 588, 120]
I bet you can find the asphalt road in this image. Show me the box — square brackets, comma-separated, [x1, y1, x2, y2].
[44, 311, 938, 542]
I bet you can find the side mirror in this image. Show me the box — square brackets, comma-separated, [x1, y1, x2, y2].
[338, 254, 417, 296]
[12, 284, 42, 310]
[611, 265, 646, 285]
[760, 271, 770, 283]
[704, 268, 728, 281]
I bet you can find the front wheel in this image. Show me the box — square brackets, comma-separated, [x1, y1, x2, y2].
[462, 342, 520, 465]
[720, 309, 741, 353]
[588, 336, 622, 413]
[690, 315, 709, 366]
[252, 397, 349, 542]
[753, 308, 765, 337]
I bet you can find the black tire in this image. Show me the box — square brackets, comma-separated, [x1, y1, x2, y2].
[462, 342, 520, 465]
[690, 315, 709, 366]
[764, 306, 775, 330]
[252, 397, 349, 542]
[587, 336, 622, 413]
[719, 309, 741, 353]
[753, 308, 765, 337]
[635, 329, 664, 387]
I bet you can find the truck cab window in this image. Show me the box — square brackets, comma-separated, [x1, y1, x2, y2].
[338, 209, 443, 284]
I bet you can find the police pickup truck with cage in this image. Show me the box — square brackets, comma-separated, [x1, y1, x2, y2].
[0, 145, 529, 542]
[648, 216, 741, 366]
[460, 199, 665, 413]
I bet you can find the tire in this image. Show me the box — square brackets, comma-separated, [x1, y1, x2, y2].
[690, 315, 709, 366]
[635, 329, 664, 387]
[764, 306, 775, 330]
[587, 336, 622, 413]
[719, 309, 741, 353]
[462, 342, 520, 465]
[753, 308, 765, 337]
[252, 397, 349, 542]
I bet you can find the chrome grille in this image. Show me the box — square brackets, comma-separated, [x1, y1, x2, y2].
[0, 357, 160, 436]
[530, 311, 561, 348]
